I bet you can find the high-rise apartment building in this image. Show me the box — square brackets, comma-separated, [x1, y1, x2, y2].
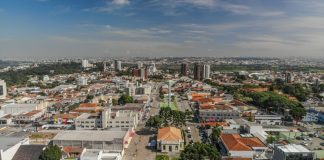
[114, 60, 122, 71]
[181, 63, 189, 76]
[194, 63, 210, 80]
[0, 80, 7, 99]
[204, 64, 210, 79]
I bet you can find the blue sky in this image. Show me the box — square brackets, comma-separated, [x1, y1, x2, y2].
[1, 0, 324, 58]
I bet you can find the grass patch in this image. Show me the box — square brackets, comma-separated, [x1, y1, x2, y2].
[160, 101, 178, 110]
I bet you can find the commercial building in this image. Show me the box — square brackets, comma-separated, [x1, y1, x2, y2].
[0, 137, 29, 160]
[15, 110, 44, 123]
[0, 79, 7, 99]
[220, 133, 267, 159]
[199, 105, 240, 121]
[273, 144, 315, 160]
[75, 107, 139, 130]
[1, 102, 47, 116]
[157, 127, 184, 153]
[254, 115, 282, 125]
[52, 130, 132, 154]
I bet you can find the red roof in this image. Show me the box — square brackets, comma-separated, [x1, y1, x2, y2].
[221, 134, 266, 151]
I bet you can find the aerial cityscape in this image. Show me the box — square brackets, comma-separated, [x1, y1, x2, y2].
[1, 0, 324, 160]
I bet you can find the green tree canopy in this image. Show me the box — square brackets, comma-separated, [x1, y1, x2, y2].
[179, 142, 221, 160]
[39, 145, 63, 160]
[118, 95, 134, 105]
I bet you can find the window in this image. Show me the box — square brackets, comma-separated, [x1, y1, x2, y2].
[163, 145, 166, 150]
[169, 146, 172, 152]
[121, 121, 124, 123]
[126, 121, 129, 123]
[175, 146, 178, 150]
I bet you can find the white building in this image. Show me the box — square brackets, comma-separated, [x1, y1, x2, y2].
[0, 80, 7, 100]
[82, 60, 89, 68]
[204, 65, 210, 79]
[1, 102, 47, 116]
[273, 144, 315, 160]
[137, 62, 143, 69]
[43, 75, 50, 82]
[254, 115, 282, 125]
[75, 107, 139, 130]
[78, 77, 88, 86]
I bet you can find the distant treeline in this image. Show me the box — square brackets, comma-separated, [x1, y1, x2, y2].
[0, 62, 83, 86]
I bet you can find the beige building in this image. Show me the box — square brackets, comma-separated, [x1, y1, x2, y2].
[157, 127, 184, 153]
[75, 107, 138, 130]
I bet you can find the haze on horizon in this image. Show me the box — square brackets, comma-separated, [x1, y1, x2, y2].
[1, 0, 324, 58]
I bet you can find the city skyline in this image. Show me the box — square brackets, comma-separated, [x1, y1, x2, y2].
[1, 0, 324, 58]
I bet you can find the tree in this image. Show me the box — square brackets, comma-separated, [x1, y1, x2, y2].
[39, 145, 63, 160]
[179, 142, 221, 160]
[291, 107, 306, 124]
[210, 127, 222, 142]
[118, 95, 133, 105]
[145, 108, 188, 129]
[156, 155, 169, 160]
[145, 115, 163, 130]
[266, 135, 279, 144]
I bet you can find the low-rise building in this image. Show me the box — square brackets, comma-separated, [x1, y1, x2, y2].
[15, 110, 44, 123]
[273, 144, 315, 160]
[157, 127, 184, 153]
[254, 115, 282, 125]
[199, 104, 240, 121]
[75, 107, 139, 130]
[0, 137, 29, 160]
[52, 129, 133, 157]
[220, 133, 267, 159]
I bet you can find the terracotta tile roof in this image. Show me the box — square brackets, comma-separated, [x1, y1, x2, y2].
[157, 127, 183, 141]
[53, 113, 78, 119]
[221, 134, 266, 151]
[79, 103, 97, 108]
[63, 146, 83, 154]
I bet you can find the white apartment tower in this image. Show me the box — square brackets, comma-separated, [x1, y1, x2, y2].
[82, 59, 89, 68]
[204, 65, 211, 79]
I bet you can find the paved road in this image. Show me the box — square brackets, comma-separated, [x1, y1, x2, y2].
[123, 83, 161, 160]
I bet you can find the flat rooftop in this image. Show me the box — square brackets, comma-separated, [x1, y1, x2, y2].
[0, 136, 26, 151]
[277, 144, 311, 153]
[53, 130, 127, 142]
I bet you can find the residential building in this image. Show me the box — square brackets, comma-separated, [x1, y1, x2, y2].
[114, 60, 122, 71]
[0, 79, 7, 99]
[157, 127, 184, 153]
[220, 133, 267, 158]
[204, 64, 211, 79]
[194, 63, 204, 81]
[273, 144, 315, 160]
[82, 60, 89, 68]
[180, 63, 189, 76]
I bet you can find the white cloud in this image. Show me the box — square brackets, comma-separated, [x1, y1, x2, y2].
[112, 0, 130, 5]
